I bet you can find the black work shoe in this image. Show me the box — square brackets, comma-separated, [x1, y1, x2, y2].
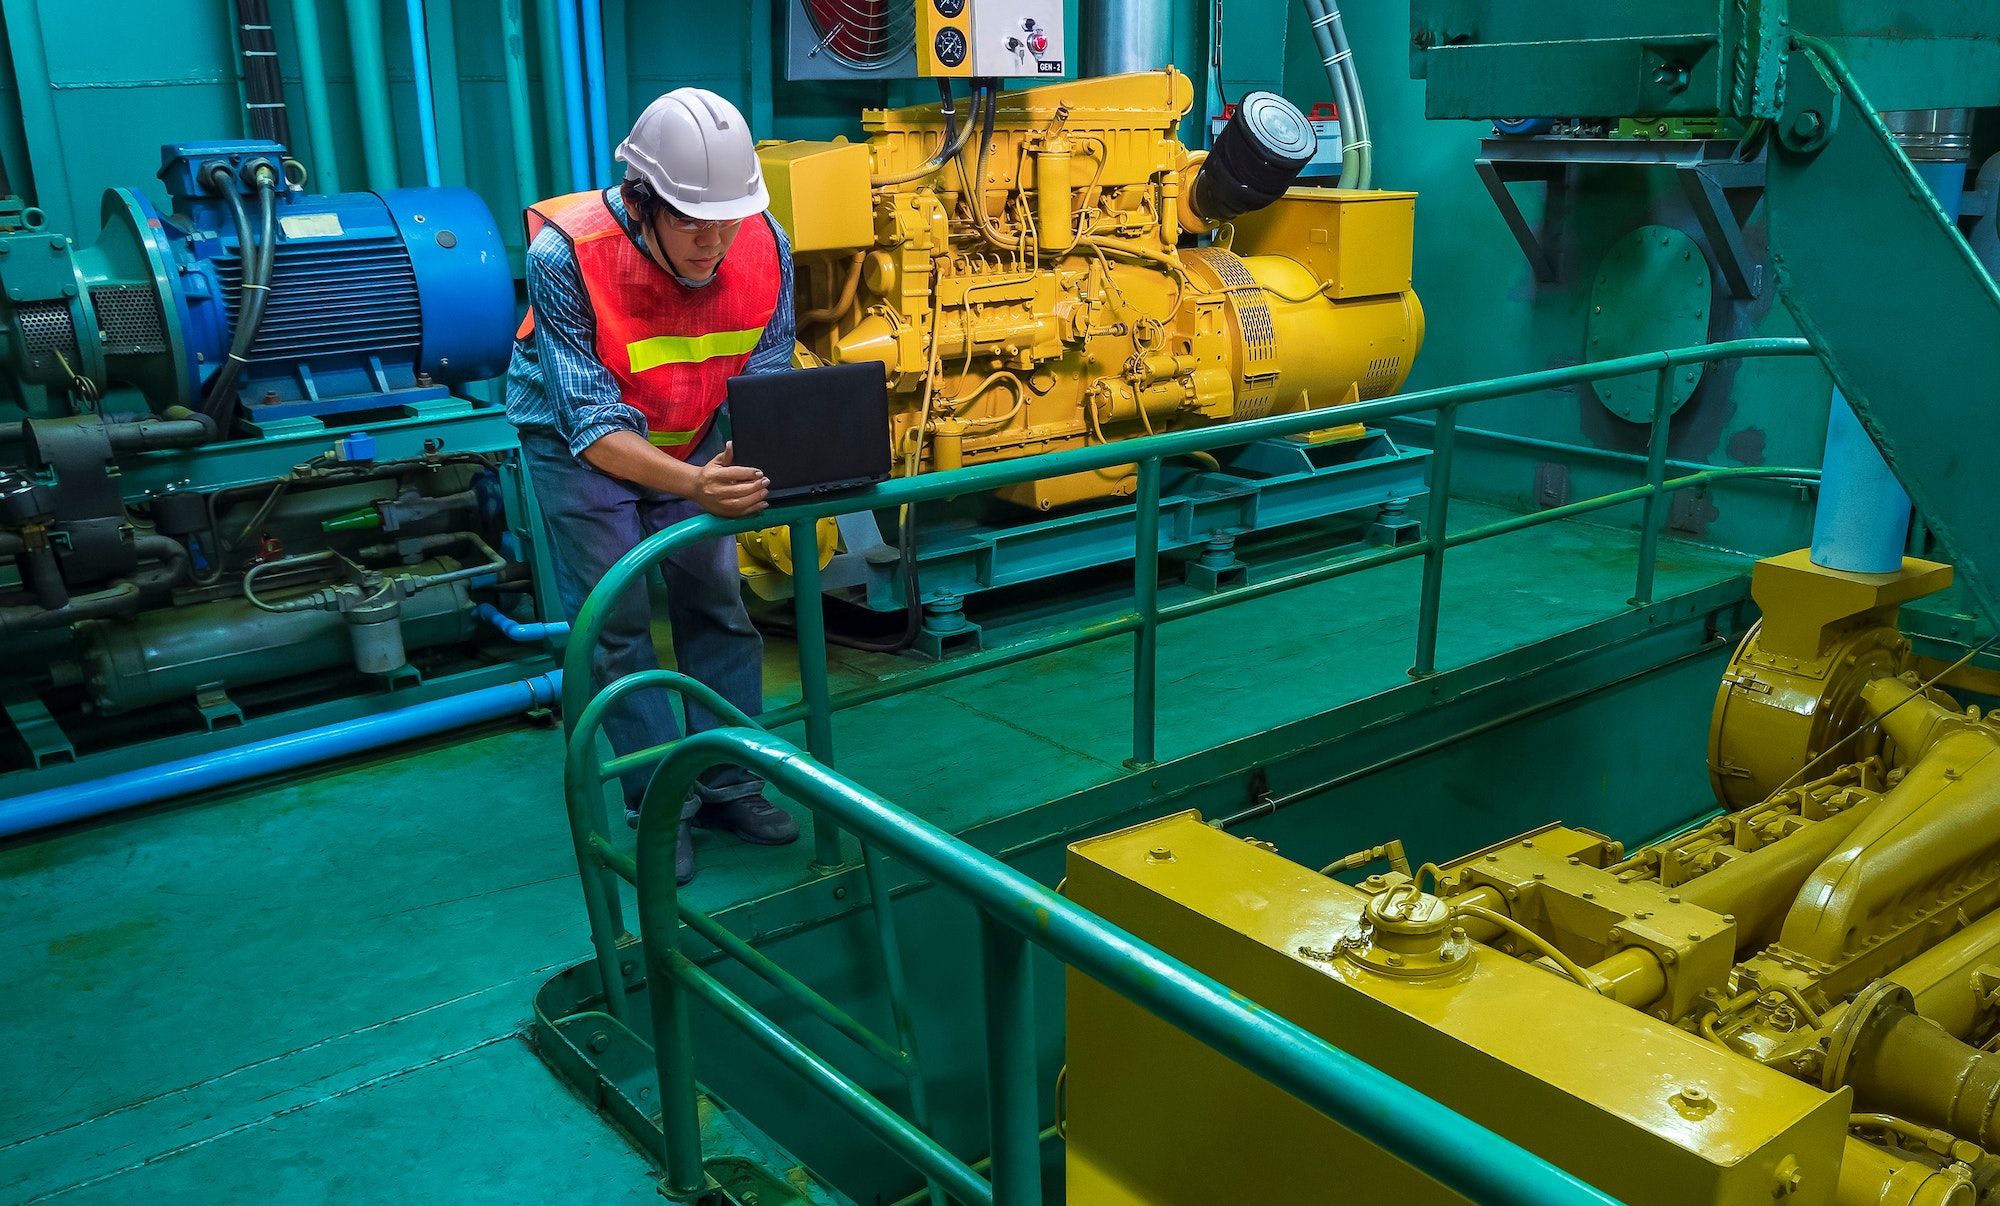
[676, 821, 696, 886]
[695, 795, 800, 846]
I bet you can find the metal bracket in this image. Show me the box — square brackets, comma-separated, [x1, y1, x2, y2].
[193, 681, 245, 730]
[1676, 159, 1767, 298]
[3, 683, 74, 768]
[1475, 157, 1565, 282]
[1476, 137, 1767, 296]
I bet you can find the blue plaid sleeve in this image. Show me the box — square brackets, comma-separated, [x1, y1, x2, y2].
[522, 225, 646, 457]
[744, 217, 795, 376]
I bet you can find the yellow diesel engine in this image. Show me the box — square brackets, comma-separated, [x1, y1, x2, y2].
[1066, 551, 2000, 1205]
[756, 69, 1424, 514]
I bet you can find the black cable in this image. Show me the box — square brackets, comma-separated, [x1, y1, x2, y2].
[938, 78, 959, 153]
[869, 80, 982, 185]
[235, 0, 293, 146]
[200, 171, 279, 427]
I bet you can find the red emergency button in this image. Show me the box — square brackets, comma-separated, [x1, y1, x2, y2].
[1028, 29, 1048, 53]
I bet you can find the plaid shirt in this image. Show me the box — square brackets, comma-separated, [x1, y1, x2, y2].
[504, 187, 795, 457]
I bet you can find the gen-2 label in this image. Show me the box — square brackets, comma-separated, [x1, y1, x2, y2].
[1036, 59, 1062, 74]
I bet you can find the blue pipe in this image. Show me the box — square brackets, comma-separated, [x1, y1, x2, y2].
[1810, 159, 1968, 574]
[0, 672, 561, 839]
[556, 0, 590, 192]
[477, 602, 571, 641]
[1811, 391, 1912, 573]
[580, 0, 612, 187]
[405, 0, 444, 187]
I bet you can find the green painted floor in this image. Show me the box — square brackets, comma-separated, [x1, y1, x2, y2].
[1, 504, 1751, 1204]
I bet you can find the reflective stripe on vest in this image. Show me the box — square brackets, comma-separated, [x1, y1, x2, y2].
[628, 327, 766, 374]
[515, 190, 781, 460]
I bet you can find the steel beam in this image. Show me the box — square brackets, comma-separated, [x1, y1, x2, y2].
[1765, 37, 2000, 630]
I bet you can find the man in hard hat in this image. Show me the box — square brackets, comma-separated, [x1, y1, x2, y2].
[507, 88, 799, 884]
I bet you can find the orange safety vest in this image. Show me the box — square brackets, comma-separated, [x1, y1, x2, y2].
[515, 190, 781, 458]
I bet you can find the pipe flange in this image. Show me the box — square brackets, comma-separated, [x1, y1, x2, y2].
[1823, 979, 1913, 1092]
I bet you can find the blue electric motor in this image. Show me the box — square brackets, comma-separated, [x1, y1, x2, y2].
[157, 140, 515, 422]
[0, 140, 515, 426]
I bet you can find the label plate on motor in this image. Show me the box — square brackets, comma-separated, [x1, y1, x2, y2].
[280, 213, 345, 239]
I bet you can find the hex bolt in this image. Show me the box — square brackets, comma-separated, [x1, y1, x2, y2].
[1791, 110, 1825, 142]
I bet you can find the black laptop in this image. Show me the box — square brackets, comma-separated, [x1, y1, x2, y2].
[725, 362, 893, 500]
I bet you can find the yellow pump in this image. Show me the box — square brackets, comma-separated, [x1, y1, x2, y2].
[754, 69, 1423, 519]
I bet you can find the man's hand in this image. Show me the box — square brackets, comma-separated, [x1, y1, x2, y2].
[579, 431, 768, 516]
[689, 442, 769, 518]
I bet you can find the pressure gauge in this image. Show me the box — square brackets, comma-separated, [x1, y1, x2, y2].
[933, 0, 964, 16]
[934, 26, 967, 67]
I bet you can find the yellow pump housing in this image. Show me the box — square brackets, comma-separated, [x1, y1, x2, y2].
[1068, 550, 2000, 1205]
[755, 69, 1424, 514]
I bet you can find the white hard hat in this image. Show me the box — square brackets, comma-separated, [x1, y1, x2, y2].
[616, 88, 770, 221]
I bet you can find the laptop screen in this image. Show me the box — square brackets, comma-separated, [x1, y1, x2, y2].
[724, 362, 893, 498]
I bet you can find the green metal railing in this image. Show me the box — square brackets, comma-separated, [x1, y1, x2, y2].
[557, 336, 1819, 1204]
[622, 724, 1628, 1206]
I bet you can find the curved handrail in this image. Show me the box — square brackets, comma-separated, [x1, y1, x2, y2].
[635, 727, 1623, 1206]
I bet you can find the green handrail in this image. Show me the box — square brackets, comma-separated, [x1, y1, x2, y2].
[555, 336, 1819, 1203]
[637, 727, 1624, 1206]
[559, 334, 1816, 743]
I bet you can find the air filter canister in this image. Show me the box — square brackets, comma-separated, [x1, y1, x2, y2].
[1191, 92, 1319, 225]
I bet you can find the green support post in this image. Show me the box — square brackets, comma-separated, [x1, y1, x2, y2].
[1129, 457, 1162, 767]
[790, 519, 844, 869]
[862, 843, 945, 1206]
[289, 0, 342, 193]
[1410, 404, 1458, 678]
[1632, 365, 1674, 606]
[343, 0, 401, 189]
[982, 916, 1042, 1206]
[637, 815, 708, 1196]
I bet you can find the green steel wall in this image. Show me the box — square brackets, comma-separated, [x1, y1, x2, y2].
[1277, 2, 1831, 557]
[0, 0, 1087, 260]
[0, 0, 1831, 554]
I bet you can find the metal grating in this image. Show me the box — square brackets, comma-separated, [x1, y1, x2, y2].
[1185, 248, 1281, 418]
[16, 302, 79, 361]
[89, 285, 168, 355]
[1360, 355, 1400, 400]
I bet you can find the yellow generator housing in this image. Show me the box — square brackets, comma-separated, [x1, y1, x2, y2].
[757, 69, 1424, 513]
[1068, 551, 2000, 1206]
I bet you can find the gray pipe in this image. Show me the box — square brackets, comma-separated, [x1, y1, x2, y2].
[1304, 0, 1368, 186]
[0, 582, 142, 634]
[132, 533, 191, 585]
[1320, 0, 1370, 188]
[1082, 0, 1172, 76]
[73, 565, 477, 713]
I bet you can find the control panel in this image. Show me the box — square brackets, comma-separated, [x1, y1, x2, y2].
[916, 0, 1065, 78]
